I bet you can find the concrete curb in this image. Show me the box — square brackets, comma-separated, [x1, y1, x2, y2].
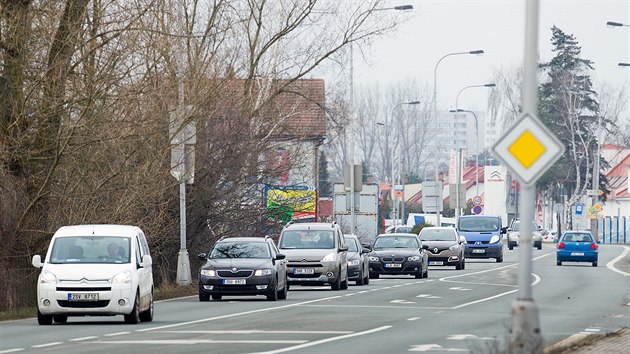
[543, 327, 628, 354]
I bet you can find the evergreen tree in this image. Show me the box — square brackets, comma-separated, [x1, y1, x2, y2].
[537, 26, 612, 214]
[318, 150, 332, 198]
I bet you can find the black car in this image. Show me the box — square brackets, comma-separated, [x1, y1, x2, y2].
[368, 233, 429, 279]
[344, 235, 370, 285]
[198, 237, 288, 301]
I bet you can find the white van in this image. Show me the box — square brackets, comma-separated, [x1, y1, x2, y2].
[32, 224, 154, 325]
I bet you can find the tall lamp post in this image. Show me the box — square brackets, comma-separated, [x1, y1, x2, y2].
[432, 50, 484, 225]
[347, 4, 413, 235]
[452, 83, 495, 217]
[391, 101, 421, 225]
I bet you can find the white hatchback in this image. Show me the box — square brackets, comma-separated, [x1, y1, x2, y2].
[32, 224, 154, 325]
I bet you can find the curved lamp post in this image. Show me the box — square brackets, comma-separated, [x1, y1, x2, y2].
[432, 50, 484, 225]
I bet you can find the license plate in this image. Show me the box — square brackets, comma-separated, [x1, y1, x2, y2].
[68, 293, 98, 301]
[570, 252, 584, 256]
[472, 249, 486, 254]
[223, 279, 246, 285]
[384, 263, 402, 268]
[294, 268, 314, 275]
[429, 261, 444, 265]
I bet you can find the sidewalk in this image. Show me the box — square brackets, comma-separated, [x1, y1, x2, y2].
[544, 327, 630, 354]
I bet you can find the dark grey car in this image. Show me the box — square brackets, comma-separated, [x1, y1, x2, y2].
[344, 235, 370, 285]
[418, 227, 466, 270]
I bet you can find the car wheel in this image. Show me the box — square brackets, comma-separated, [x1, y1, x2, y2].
[331, 270, 342, 290]
[267, 278, 279, 301]
[199, 290, 210, 302]
[369, 272, 379, 279]
[212, 294, 222, 300]
[508, 242, 514, 250]
[557, 261, 562, 266]
[139, 291, 154, 322]
[496, 256, 503, 263]
[340, 273, 349, 290]
[53, 315, 67, 323]
[415, 267, 423, 279]
[423, 266, 429, 278]
[356, 269, 364, 285]
[37, 309, 52, 325]
[278, 277, 288, 300]
[124, 292, 141, 324]
[363, 271, 370, 285]
[461, 259, 466, 270]
[455, 260, 462, 270]
[537, 243, 542, 250]
[592, 261, 597, 267]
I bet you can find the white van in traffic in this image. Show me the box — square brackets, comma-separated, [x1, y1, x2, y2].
[32, 224, 154, 325]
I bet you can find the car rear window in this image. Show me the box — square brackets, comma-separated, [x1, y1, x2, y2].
[562, 233, 593, 243]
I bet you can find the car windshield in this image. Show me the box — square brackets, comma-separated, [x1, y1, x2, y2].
[373, 236, 418, 249]
[210, 242, 271, 259]
[49, 236, 131, 264]
[419, 229, 456, 241]
[511, 221, 537, 232]
[458, 217, 499, 232]
[562, 233, 593, 243]
[279, 230, 335, 249]
[346, 238, 359, 252]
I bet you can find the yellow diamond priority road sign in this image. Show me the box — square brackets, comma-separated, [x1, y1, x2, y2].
[491, 112, 565, 187]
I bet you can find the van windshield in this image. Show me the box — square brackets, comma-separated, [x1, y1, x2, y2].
[458, 217, 500, 232]
[49, 236, 131, 264]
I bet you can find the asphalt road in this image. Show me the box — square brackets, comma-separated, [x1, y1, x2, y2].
[2, 243, 628, 354]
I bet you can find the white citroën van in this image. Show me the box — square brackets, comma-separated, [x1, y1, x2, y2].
[32, 224, 154, 325]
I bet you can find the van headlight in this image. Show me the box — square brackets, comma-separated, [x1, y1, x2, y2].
[490, 235, 500, 244]
[254, 269, 272, 276]
[112, 270, 132, 283]
[322, 253, 335, 262]
[40, 271, 57, 284]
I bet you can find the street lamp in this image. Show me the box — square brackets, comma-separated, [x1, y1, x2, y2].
[346, 4, 414, 235]
[432, 50, 484, 225]
[376, 122, 396, 226]
[452, 83, 496, 216]
[391, 101, 421, 226]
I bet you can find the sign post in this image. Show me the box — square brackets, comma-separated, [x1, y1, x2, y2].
[491, 2, 565, 353]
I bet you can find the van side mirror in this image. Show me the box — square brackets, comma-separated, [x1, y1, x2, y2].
[459, 236, 466, 244]
[501, 227, 507, 234]
[32, 255, 43, 268]
[198, 253, 207, 260]
[141, 254, 152, 268]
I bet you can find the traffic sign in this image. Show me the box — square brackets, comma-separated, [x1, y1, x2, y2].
[472, 195, 482, 205]
[491, 112, 565, 187]
[472, 205, 483, 215]
[575, 204, 583, 215]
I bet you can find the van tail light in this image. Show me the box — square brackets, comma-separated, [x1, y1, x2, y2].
[590, 242, 598, 250]
[557, 242, 565, 249]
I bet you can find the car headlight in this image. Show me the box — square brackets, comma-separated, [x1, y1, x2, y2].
[348, 260, 361, 266]
[112, 270, 132, 283]
[200, 269, 216, 277]
[254, 269, 272, 276]
[490, 235, 500, 244]
[321, 253, 336, 262]
[449, 245, 459, 251]
[369, 256, 380, 262]
[407, 255, 421, 261]
[40, 271, 57, 284]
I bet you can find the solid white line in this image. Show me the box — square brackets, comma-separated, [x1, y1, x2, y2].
[31, 342, 62, 348]
[606, 245, 630, 277]
[96, 340, 308, 345]
[450, 273, 541, 310]
[69, 336, 99, 342]
[104, 332, 130, 337]
[0, 349, 25, 353]
[158, 330, 353, 334]
[245, 325, 392, 354]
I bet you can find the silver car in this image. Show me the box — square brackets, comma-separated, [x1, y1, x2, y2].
[507, 220, 543, 250]
[277, 222, 349, 290]
[418, 227, 466, 270]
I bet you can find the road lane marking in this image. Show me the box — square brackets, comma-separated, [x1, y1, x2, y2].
[246, 325, 392, 354]
[303, 304, 450, 310]
[158, 330, 353, 334]
[407, 317, 421, 321]
[409, 344, 468, 352]
[391, 299, 416, 304]
[31, 342, 62, 348]
[606, 245, 630, 277]
[0, 349, 25, 353]
[447, 334, 495, 340]
[449, 287, 471, 291]
[95, 340, 308, 345]
[449, 273, 541, 309]
[69, 336, 99, 341]
[417, 294, 441, 299]
[104, 332, 131, 336]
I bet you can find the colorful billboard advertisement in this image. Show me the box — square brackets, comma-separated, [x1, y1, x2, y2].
[264, 186, 317, 222]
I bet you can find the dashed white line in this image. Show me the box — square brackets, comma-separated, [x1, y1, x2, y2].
[407, 317, 421, 321]
[31, 342, 62, 348]
[69, 336, 99, 342]
[104, 332, 131, 337]
[0, 349, 25, 353]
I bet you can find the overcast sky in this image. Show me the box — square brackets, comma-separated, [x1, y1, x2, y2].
[352, 0, 630, 119]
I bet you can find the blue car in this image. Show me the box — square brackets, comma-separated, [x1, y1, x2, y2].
[556, 231, 598, 267]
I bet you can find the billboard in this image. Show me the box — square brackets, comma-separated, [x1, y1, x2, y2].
[264, 186, 317, 222]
